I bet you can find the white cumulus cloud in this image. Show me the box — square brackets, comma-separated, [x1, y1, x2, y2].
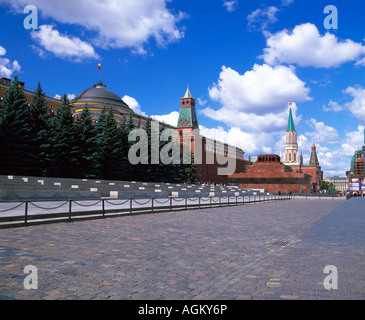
[122, 95, 147, 117]
[223, 1, 238, 13]
[208, 64, 310, 115]
[261, 23, 365, 68]
[4, 0, 186, 55]
[343, 86, 365, 125]
[199, 125, 275, 155]
[305, 118, 339, 144]
[341, 125, 365, 157]
[247, 6, 280, 31]
[151, 111, 180, 127]
[322, 100, 344, 113]
[0, 45, 21, 78]
[202, 64, 309, 134]
[31, 25, 99, 61]
[246, 0, 294, 32]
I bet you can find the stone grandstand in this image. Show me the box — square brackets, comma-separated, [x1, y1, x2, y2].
[0, 175, 265, 201]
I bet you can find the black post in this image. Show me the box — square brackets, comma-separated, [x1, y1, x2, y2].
[185, 197, 187, 210]
[170, 197, 172, 211]
[199, 197, 201, 210]
[130, 198, 132, 215]
[102, 199, 105, 218]
[24, 201, 28, 227]
[151, 197, 154, 213]
[68, 200, 72, 222]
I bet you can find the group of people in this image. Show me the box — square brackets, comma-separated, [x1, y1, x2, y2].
[345, 190, 364, 199]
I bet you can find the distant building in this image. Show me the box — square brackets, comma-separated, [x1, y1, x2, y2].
[0, 77, 61, 114]
[346, 129, 365, 194]
[1, 76, 248, 184]
[282, 103, 323, 192]
[324, 176, 348, 192]
[71, 82, 247, 184]
[228, 102, 324, 194]
[175, 87, 247, 184]
[228, 154, 312, 193]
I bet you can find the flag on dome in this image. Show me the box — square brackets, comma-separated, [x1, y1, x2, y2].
[97, 63, 101, 70]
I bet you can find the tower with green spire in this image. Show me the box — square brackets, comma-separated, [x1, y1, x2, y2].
[283, 102, 299, 165]
[177, 86, 199, 130]
[287, 106, 295, 131]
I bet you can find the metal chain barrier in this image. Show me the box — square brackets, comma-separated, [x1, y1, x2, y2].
[132, 198, 152, 205]
[72, 200, 102, 207]
[0, 201, 25, 213]
[0, 192, 293, 228]
[29, 201, 69, 210]
[105, 199, 130, 206]
[154, 198, 170, 204]
[187, 197, 199, 201]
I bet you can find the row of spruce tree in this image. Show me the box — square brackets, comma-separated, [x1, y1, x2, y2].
[0, 76, 200, 184]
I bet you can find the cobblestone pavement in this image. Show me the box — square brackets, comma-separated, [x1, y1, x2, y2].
[0, 198, 364, 300]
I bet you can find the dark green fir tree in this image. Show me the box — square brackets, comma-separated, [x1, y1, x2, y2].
[95, 105, 107, 135]
[158, 122, 185, 183]
[28, 81, 55, 176]
[118, 114, 135, 181]
[133, 117, 152, 181]
[97, 107, 125, 180]
[75, 105, 100, 178]
[52, 95, 80, 178]
[0, 75, 34, 175]
[183, 161, 200, 185]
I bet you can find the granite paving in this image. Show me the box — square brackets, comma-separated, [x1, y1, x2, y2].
[0, 198, 364, 300]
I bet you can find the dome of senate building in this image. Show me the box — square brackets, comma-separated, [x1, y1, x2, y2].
[70, 82, 133, 115]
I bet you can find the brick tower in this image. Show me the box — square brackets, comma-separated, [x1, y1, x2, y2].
[177, 86, 199, 134]
[309, 142, 319, 166]
[176, 87, 200, 163]
[283, 102, 299, 166]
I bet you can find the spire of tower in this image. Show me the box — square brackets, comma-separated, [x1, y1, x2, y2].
[287, 102, 295, 132]
[283, 102, 299, 165]
[183, 85, 192, 99]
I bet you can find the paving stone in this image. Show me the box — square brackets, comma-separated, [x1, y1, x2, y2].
[0, 198, 364, 300]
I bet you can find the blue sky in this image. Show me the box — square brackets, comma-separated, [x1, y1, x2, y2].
[1, 0, 365, 178]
